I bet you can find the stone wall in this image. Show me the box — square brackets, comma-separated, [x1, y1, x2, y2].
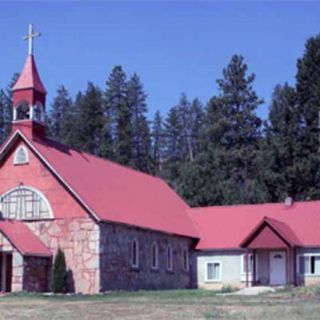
[23, 256, 51, 292]
[26, 218, 100, 294]
[100, 222, 194, 291]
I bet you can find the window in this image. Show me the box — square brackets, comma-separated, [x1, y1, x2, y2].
[151, 242, 159, 270]
[16, 102, 30, 120]
[241, 254, 254, 274]
[299, 255, 320, 275]
[167, 245, 173, 271]
[183, 248, 189, 271]
[0, 186, 53, 220]
[206, 262, 221, 282]
[14, 146, 29, 165]
[33, 103, 43, 122]
[131, 239, 139, 268]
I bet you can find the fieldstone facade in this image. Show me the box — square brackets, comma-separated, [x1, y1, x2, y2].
[100, 222, 194, 291]
[26, 218, 100, 293]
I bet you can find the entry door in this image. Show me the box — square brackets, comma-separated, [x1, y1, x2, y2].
[269, 251, 286, 285]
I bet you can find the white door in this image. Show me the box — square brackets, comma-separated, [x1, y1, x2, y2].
[269, 251, 286, 285]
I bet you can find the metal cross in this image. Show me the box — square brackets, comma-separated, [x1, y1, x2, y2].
[22, 24, 41, 55]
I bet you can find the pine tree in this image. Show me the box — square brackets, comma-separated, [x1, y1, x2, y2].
[257, 84, 302, 202]
[74, 83, 104, 154]
[151, 110, 165, 175]
[48, 86, 73, 141]
[52, 248, 68, 293]
[295, 34, 320, 199]
[127, 73, 151, 172]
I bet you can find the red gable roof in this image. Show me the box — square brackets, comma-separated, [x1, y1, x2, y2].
[12, 55, 47, 94]
[189, 202, 320, 250]
[6, 131, 198, 239]
[0, 220, 51, 257]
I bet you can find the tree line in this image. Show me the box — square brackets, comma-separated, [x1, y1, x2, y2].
[1, 34, 320, 207]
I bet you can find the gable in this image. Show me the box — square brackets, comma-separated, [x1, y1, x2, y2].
[0, 137, 88, 220]
[244, 225, 289, 249]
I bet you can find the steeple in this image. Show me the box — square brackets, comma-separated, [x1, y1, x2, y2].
[11, 24, 47, 139]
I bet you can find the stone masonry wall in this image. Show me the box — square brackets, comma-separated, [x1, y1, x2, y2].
[26, 218, 100, 294]
[100, 222, 194, 291]
[23, 256, 51, 292]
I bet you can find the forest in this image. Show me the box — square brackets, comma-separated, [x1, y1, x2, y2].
[1, 34, 320, 207]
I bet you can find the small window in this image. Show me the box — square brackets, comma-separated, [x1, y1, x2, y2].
[131, 239, 139, 268]
[167, 245, 173, 271]
[183, 248, 189, 271]
[299, 255, 320, 275]
[151, 242, 159, 270]
[14, 146, 29, 165]
[206, 262, 221, 282]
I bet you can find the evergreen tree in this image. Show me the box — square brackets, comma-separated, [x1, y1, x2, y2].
[74, 83, 104, 154]
[127, 73, 151, 172]
[152, 110, 165, 175]
[257, 84, 303, 202]
[178, 55, 263, 205]
[48, 86, 73, 141]
[295, 34, 320, 199]
[52, 247, 68, 293]
[104, 66, 132, 165]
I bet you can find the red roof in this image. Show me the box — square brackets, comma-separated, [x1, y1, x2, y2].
[0, 220, 51, 257]
[12, 55, 47, 94]
[9, 131, 198, 238]
[189, 202, 320, 250]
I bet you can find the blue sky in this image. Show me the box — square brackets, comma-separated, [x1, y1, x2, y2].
[0, 1, 319, 119]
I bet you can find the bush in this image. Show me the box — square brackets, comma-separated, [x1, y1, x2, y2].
[220, 285, 238, 293]
[51, 247, 68, 293]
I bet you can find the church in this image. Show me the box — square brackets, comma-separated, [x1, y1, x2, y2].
[1, 25, 320, 294]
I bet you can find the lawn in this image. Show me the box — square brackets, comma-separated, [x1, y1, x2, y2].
[0, 286, 320, 319]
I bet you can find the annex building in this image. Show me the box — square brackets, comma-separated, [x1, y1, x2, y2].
[0, 26, 319, 293]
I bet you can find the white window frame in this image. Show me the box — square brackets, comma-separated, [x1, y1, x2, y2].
[151, 241, 159, 270]
[240, 253, 258, 282]
[13, 146, 29, 165]
[131, 238, 139, 268]
[205, 261, 222, 282]
[297, 253, 320, 276]
[183, 247, 189, 272]
[167, 244, 173, 271]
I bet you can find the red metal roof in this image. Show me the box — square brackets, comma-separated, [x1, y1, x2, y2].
[0, 220, 51, 257]
[13, 132, 198, 238]
[12, 55, 47, 94]
[189, 202, 320, 250]
[240, 217, 301, 249]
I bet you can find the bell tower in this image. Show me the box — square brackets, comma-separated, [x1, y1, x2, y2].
[11, 24, 47, 139]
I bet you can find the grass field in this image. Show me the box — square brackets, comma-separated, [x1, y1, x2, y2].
[0, 286, 320, 320]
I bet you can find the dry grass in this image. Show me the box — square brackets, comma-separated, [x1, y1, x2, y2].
[0, 286, 319, 319]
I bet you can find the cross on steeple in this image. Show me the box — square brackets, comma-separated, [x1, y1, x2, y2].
[22, 24, 41, 55]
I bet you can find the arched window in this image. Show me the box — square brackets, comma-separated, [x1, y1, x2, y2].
[131, 238, 139, 268]
[0, 186, 53, 220]
[16, 101, 30, 120]
[13, 146, 29, 165]
[151, 241, 159, 270]
[183, 248, 189, 271]
[167, 244, 173, 271]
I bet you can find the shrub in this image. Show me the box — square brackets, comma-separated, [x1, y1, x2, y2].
[51, 247, 68, 293]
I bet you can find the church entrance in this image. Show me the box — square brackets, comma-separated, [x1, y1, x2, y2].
[0, 253, 12, 292]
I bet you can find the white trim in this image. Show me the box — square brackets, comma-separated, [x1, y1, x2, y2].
[151, 241, 159, 270]
[0, 185, 54, 220]
[205, 261, 222, 282]
[0, 131, 100, 222]
[131, 238, 139, 268]
[240, 253, 258, 282]
[13, 146, 29, 165]
[297, 253, 320, 276]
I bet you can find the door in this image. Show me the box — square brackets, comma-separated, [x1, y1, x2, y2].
[269, 251, 286, 285]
